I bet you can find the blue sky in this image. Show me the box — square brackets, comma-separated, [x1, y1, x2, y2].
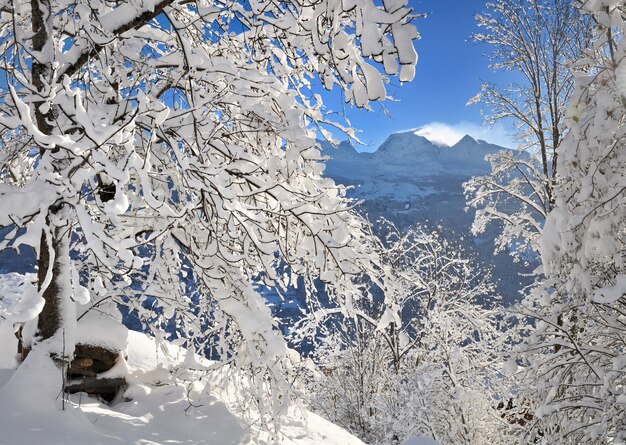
[330, 0, 516, 151]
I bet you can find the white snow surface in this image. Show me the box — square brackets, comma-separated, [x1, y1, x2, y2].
[0, 273, 364, 445]
[0, 329, 366, 445]
[76, 310, 128, 352]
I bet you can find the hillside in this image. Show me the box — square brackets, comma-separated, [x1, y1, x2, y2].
[0, 271, 367, 445]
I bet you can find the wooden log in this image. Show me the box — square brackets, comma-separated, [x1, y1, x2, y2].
[65, 344, 121, 379]
[67, 366, 98, 378]
[74, 344, 120, 369]
[66, 377, 126, 402]
[20, 339, 126, 402]
[74, 357, 94, 368]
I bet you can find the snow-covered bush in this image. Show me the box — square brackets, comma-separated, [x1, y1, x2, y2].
[308, 223, 517, 445]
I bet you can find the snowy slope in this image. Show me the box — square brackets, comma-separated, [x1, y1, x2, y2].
[0, 328, 366, 445]
[0, 273, 366, 445]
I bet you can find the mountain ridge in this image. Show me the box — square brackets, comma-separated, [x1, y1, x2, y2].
[319, 131, 507, 200]
[319, 130, 530, 304]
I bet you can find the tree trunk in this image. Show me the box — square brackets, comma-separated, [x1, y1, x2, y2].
[31, 0, 55, 138]
[31, 0, 70, 347]
[36, 214, 71, 342]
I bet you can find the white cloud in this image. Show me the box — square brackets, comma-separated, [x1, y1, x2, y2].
[413, 121, 514, 148]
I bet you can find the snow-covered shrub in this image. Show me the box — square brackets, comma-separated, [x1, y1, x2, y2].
[308, 224, 517, 445]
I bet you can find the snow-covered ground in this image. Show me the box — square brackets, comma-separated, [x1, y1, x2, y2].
[0, 328, 367, 445]
[0, 273, 367, 445]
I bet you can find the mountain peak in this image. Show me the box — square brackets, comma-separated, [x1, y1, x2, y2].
[378, 131, 434, 153]
[454, 134, 478, 146]
[317, 139, 358, 157]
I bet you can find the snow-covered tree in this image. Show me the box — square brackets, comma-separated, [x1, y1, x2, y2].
[308, 318, 392, 443]
[0, 0, 419, 421]
[513, 2, 626, 442]
[308, 223, 516, 445]
[465, 0, 591, 260]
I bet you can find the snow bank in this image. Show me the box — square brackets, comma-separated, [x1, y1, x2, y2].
[0, 328, 366, 445]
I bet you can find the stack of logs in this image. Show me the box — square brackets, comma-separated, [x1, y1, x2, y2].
[18, 331, 126, 403]
[66, 343, 126, 402]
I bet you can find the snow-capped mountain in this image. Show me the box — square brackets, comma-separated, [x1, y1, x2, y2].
[320, 131, 532, 303]
[320, 131, 504, 200]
